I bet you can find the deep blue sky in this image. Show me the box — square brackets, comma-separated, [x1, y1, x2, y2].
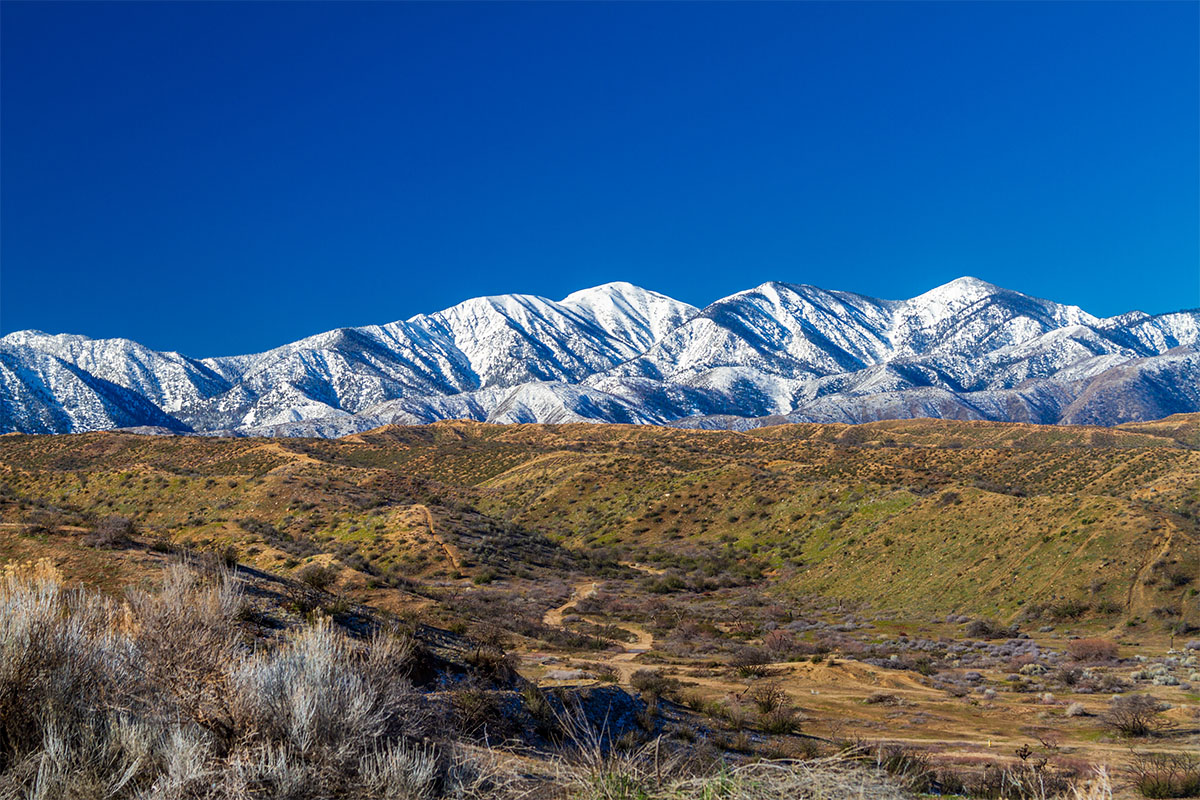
[2, 2, 1197, 357]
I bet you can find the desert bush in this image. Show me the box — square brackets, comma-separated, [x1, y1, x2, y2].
[966, 618, 1018, 639]
[965, 760, 1075, 799]
[20, 508, 66, 536]
[1055, 666, 1083, 686]
[0, 560, 492, 800]
[85, 514, 135, 547]
[1067, 638, 1119, 662]
[298, 562, 339, 591]
[593, 664, 619, 683]
[521, 684, 561, 742]
[229, 617, 426, 766]
[630, 669, 681, 702]
[759, 706, 801, 735]
[872, 743, 934, 793]
[464, 644, 516, 681]
[1104, 694, 1164, 737]
[864, 692, 900, 705]
[0, 561, 222, 800]
[730, 646, 772, 677]
[748, 681, 788, 714]
[0, 559, 134, 769]
[126, 563, 246, 747]
[357, 739, 440, 799]
[763, 629, 795, 657]
[449, 685, 506, 738]
[1127, 752, 1200, 798]
[1046, 599, 1091, 621]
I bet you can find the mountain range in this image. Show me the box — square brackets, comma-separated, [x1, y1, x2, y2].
[3, 277, 1198, 436]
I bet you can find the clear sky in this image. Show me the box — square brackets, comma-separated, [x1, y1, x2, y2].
[2, 1, 1197, 357]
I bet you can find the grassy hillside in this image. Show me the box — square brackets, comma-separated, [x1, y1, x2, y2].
[1, 416, 1196, 628]
[3, 418, 1200, 798]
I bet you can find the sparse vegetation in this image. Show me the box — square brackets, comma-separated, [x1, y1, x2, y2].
[1103, 694, 1165, 737]
[1128, 752, 1200, 798]
[0, 560, 479, 799]
[1066, 637, 1119, 662]
[2, 417, 1199, 797]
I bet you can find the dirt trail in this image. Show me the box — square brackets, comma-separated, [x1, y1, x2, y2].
[414, 504, 462, 573]
[1124, 526, 1174, 617]
[541, 579, 656, 679]
[543, 580, 598, 627]
[620, 561, 666, 575]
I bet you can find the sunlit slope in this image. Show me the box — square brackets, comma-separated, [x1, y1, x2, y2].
[1, 415, 1196, 623]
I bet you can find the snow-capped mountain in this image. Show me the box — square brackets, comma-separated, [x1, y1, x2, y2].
[2, 278, 1197, 436]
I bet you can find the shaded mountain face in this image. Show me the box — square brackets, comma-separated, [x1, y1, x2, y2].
[2, 278, 1197, 435]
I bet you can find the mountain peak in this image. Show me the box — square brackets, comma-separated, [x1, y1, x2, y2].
[562, 281, 660, 304]
[3, 277, 1197, 435]
[560, 282, 696, 350]
[912, 276, 1001, 301]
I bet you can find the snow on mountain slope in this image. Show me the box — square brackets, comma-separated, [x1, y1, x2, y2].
[409, 293, 633, 387]
[1119, 311, 1200, 353]
[1059, 348, 1200, 426]
[186, 285, 692, 433]
[613, 282, 896, 385]
[3, 278, 1198, 435]
[888, 277, 1099, 358]
[0, 344, 188, 433]
[560, 282, 697, 351]
[1, 331, 230, 413]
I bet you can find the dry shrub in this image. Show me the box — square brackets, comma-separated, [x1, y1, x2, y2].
[449, 684, 507, 738]
[0, 560, 476, 800]
[864, 691, 901, 706]
[966, 618, 1018, 640]
[0, 560, 130, 763]
[1103, 694, 1164, 737]
[748, 681, 787, 714]
[1066, 638, 1118, 663]
[763, 629, 795, 657]
[730, 646, 771, 677]
[668, 754, 914, 798]
[85, 515, 135, 548]
[0, 560, 209, 799]
[229, 618, 427, 767]
[1127, 752, 1200, 798]
[298, 562, 339, 591]
[630, 669, 681, 702]
[759, 707, 801, 735]
[126, 562, 246, 749]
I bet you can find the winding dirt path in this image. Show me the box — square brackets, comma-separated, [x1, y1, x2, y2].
[541, 579, 656, 679]
[543, 580, 598, 627]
